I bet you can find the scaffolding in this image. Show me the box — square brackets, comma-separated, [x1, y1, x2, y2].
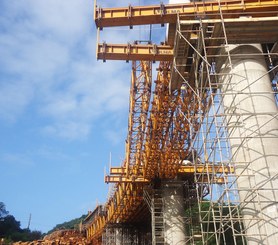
[7, 1, 278, 244]
[172, 6, 278, 245]
[102, 223, 151, 245]
[86, 0, 278, 244]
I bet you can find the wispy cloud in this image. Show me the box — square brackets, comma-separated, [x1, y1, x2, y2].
[0, 0, 162, 233]
[0, 80, 34, 122]
[0, 0, 132, 140]
[1, 153, 34, 167]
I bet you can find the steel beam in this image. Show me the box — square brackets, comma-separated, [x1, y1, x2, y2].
[109, 164, 234, 175]
[95, 0, 278, 28]
[105, 175, 149, 183]
[97, 43, 173, 61]
[105, 174, 226, 184]
[105, 165, 234, 183]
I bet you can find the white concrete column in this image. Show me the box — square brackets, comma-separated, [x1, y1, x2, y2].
[115, 227, 122, 245]
[221, 44, 278, 244]
[162, 182, 186, 245]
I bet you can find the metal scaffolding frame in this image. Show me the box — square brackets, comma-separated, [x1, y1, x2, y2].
[85, 1, 278, 244]
[173, 5, 278, 244]
[9, 1, 278, 244]
[102, 223, 151, 245]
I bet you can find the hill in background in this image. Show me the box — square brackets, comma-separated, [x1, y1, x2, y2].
[47, 214, 87, 234]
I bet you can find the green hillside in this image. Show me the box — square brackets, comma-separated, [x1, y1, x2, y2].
[47, 214, 87, 234]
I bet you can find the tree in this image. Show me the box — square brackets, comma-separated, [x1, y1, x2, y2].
[47, 214, 87, 234]
[0, 202, 8, 220]
[10, 230, 42, 242]
[0, 202, 43, 242]
[0, 215, 21, 237]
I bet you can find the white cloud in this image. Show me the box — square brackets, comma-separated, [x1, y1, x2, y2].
[0, 0, 161, 140]
[38, 59, 130, 140]
[0, 0, 132, 140]
[42, 121, 91, 140]
[0, 34, 70, 79]
[0, 80, 34, 122]
[96, 0, 159, 8]
[26, 0, 89, 38]
[1, 153, 34, 167]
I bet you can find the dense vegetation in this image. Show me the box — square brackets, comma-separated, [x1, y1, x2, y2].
[0, 202, 42, 243]
[0, 202, 87, 244]
[47, 214, 87, 234]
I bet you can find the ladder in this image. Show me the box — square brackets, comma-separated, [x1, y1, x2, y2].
[152, 189, 164, 245]
[143, 187, 165, 245]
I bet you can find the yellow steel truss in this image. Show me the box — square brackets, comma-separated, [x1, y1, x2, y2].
[86, 0, 278, 243]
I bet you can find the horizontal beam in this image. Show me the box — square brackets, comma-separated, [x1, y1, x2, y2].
[95, 0, 278, 28]
[180, 16, 278, 44]
[181, 164, 234, 174]
[97, 43, 173, 61]
[105, 175, 149, 183]
[97, 16, 278, 62]
[105, 174, 227, 184]
[197, 177, 226, 184]
[106, 164, 234, 182]
[179, 15, 278, 25]
[109, 164, 234, 175]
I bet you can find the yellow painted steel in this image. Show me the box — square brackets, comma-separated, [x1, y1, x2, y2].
[105, 175, 227, 184]
[105, 165, 234, 183]
[97, 43, 173, 61]
[108, 164, 234, 176]
[97, 16, 278, 63]
[95, 0, 278, 28]
[105, 175, 149, 183]
[125, 61, 152, 178]
[86, 62, 210, 241]
[86, 1, 278, 243]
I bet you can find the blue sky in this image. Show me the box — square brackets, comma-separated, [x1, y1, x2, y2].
[0, 0, 167, 233]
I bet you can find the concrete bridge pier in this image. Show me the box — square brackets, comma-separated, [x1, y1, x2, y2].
[220, 44, 278, 244]
[162, 181, 187, 245]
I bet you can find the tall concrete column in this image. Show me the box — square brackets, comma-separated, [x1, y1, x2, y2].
[115, 228, 121, 245]
[220, 44, 278, 244]
[162, 182, 186, 245]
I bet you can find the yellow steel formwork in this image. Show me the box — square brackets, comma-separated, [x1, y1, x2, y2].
[87, 0, 278, 244]
[87, 61, 213, 242]
[105, 165, 234, 183]
[97, 43, 173, 62]
[96, 16, 278, 65]
[95, 0, 278, 28]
